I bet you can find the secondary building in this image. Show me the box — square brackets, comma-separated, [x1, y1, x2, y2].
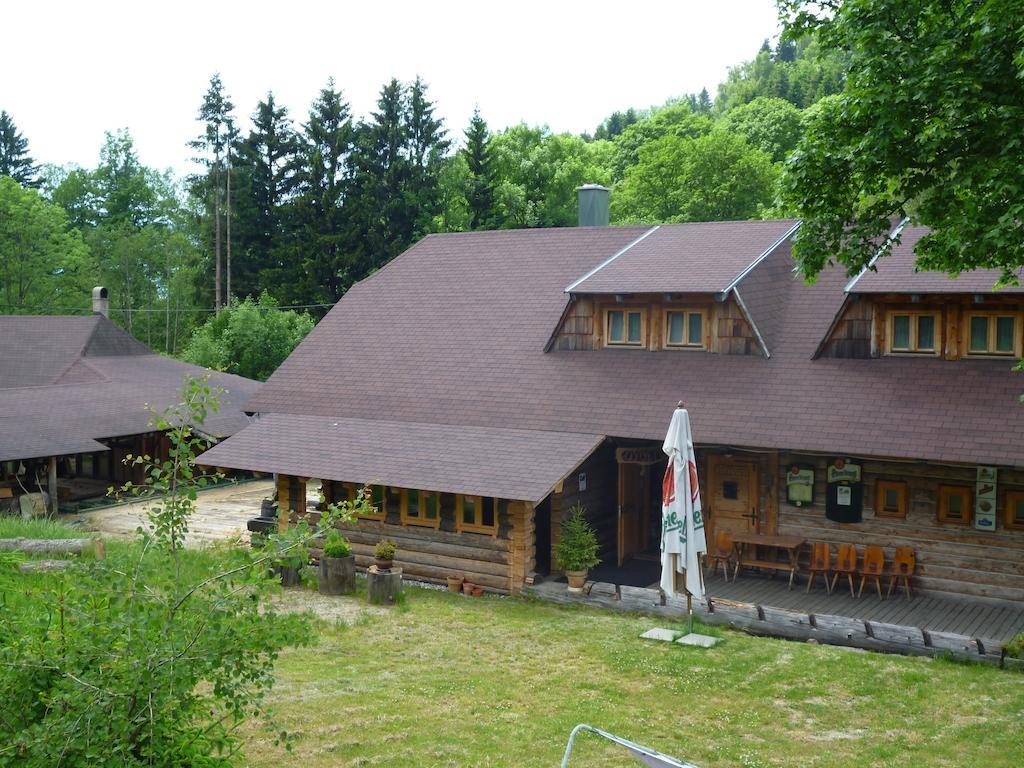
[0, 289, 258, 511]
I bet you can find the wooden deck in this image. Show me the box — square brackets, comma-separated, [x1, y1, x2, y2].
[529, 565, 1024, 659]
[703, 570, 1024, 643]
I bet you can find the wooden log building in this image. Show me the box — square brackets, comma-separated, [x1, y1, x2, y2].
[197, 189, 1024, 605]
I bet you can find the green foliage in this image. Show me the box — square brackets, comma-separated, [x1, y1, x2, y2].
[112, 374, 224, 558]
[0, 376, 311, 766]
[553, 504, 600, 572]
[322, 530, 351, 559]
[374, 539, 397, 561]
[715, 35, 847, 113]
[490, 125, 613, 227]
[609, 102, 713, 180]
[720, 96, 803, 162]
[1005, 632, 1024, 660]
[462, 108, 499, 230]
[182, 291, 314, 381]
[612, 129, 778, 224]
[0, 110, 39, 187]
[780, 0, 1024, 284]
[0, 176, 93, 313]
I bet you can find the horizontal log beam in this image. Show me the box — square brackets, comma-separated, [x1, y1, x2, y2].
[0, 538, 100, 556]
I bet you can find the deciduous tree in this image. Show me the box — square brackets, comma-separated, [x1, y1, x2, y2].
[780, 0, 1024, 283]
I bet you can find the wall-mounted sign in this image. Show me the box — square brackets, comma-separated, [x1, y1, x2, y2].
[578, 472, 588, 492]
[826, 458, 863, 523]
[786, 465, 815, 506]
[616, 447, 663, 465]
[975, 466, 997, 531]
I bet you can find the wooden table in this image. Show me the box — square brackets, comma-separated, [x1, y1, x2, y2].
[731, 533, 806, 589]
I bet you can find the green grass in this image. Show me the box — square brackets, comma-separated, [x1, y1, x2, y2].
[242, 586, 1024, 768]
[0, 515, 85, 539]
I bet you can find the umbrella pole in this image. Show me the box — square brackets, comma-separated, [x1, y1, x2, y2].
[686, 591, 693, 635]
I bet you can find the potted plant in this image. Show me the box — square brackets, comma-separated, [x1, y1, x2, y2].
[271, 520, 310, 587]
[374, 538, 397, 571]
[553, 504, 601, 593]
[319, 529, 356, 595]
[447, 573, 464, 593]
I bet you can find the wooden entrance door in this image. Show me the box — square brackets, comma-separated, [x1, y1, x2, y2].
[617, 463, 650, 566]
[706, 456, 759, 541]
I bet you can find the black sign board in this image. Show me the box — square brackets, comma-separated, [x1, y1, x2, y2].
[825, 458, 863, 523]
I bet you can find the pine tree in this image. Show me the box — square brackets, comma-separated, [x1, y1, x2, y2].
[406, 76, 450, 237]
[0, 111, 40, 188]
[294, 78, 353, 304]
[232, 92, 301, 300]
[188, 74, 235, 312]
[462, 108, 498, 230]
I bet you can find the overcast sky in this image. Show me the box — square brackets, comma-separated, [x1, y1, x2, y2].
[6, 0, 782, 178]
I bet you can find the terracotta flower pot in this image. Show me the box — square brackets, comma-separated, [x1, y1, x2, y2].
[462, 581, 475, 595]
[447, 575, 464, 593]
[472, 587, 484, 597]
[566, 569, 588, 593]
[374, 558, 393, 572]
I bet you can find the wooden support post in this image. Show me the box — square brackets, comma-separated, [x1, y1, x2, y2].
[48, 457, 58, 516]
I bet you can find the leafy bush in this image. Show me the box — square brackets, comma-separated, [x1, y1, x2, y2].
[1005, 632, 1024, 659]
[553, 504, 601, 572]
[322, 530, 351, 559]
[374, 539, 397, 561]
[182, 291, 314, 381]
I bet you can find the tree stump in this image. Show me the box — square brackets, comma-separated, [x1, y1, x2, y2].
[319, 555, 356, 595]
[367, 566, 402, 605]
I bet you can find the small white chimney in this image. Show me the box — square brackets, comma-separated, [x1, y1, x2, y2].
[92, 286, 109, 318]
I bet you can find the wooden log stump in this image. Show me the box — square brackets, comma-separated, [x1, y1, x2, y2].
[19, 559, 75, 573]
[367, 566, 402, 605]
[319, 555, 356, 595]
[0, 538, 102, 557]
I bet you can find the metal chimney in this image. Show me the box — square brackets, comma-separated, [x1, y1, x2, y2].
[92, 286, 109, 318]
[577, 184, 610, 227]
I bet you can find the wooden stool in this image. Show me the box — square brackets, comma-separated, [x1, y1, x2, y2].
[830, 543, 857, 597]
[858, 546, 885, 599]
[887, 547, 915, 599]
[806, 542, 832, 594]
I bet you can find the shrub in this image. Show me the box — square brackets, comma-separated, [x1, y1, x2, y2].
[322, 530, 351, 559]
[1005, 632, 1024, 659]
[375, 539, 397, 561]
[553, 504, 601, 572]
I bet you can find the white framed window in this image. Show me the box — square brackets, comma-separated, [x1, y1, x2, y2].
[665, 309, 706, 349]
[887, 311, 939, 354]
[605, 309, 645, 347]
[966, 313, 1019, 356]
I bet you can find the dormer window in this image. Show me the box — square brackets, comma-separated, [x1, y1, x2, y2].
[665, 310, 706, 350]
[605, 309, 645, 346]
[887, 311, 939, 355]
[966, 313, 1018, 356]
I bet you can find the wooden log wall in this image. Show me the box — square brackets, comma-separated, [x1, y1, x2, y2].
[294, 476, 527, 593]
[549, 294, 762, 356]
[551, 441, 618, 567]
[775, 454, 1024, 603]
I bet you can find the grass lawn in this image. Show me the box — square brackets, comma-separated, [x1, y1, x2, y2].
[243, 585, 1024, 768]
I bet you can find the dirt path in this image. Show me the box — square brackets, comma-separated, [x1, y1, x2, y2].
[72, 479, 275, 547]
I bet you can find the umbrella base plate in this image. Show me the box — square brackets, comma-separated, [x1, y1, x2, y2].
[676, 633, 719, 648]
[639, 627, 682, 642]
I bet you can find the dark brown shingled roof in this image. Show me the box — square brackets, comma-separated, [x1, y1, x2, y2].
[567, 220, 799, 295]
[197, 414, 604, 503]
[199, 222, 1024, 489]
[849, 225, 1024, 294]
[0, 315, 260, 462]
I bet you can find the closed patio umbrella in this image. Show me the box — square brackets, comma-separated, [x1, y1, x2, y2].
[660, 402, 707, 633]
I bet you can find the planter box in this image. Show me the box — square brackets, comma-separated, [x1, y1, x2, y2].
[319, 555, 356, 595]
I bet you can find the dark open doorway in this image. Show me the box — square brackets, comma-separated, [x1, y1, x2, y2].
[534, 496, 551, 575]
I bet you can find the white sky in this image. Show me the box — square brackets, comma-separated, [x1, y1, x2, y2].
[6, 0, 781, 178]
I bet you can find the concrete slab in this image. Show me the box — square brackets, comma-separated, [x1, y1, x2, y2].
[640, 627, 682, 642]
[676, 633, 720, 648]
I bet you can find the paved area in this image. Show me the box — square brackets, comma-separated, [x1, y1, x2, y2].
[72, 479, 274, 547]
